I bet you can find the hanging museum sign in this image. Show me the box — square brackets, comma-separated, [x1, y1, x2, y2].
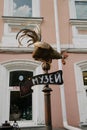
[20, 70, 63, 97]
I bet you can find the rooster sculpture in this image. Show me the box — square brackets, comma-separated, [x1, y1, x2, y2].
[16, 28, 68, 64]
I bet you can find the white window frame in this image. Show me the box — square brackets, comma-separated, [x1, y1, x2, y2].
[69, 0, 87, 48]
[3, 0, 40, 17]
[74, 60, 87, 124]
[0, 60, 45, 127]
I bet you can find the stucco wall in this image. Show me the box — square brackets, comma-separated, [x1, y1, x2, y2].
[58, 0, 72, 44]
[63, 53, 87, 126]
[0, 53, 33, 63]
[40, 0, 56, 44]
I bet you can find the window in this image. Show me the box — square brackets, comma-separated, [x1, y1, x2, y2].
[0, 60, 44, 126]
[69, 0, 87, 47]
[74, 61, 87, 123]
[9, 71, 33, 121]
[13, 0, 32, 17]
[75, 1, 87, 19]
[69, 0, 87, 19]
[4, 0, 40, 17]
[83, 71, 87, 86]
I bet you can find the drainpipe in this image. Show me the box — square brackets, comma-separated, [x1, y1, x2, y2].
[53, 0, 82, 130]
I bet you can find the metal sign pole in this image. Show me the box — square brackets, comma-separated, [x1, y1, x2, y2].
[42, 62, 52, 130]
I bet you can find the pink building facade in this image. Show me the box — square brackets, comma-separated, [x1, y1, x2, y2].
[0, 0, 87, 129]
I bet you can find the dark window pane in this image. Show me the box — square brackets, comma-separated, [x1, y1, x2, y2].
[9, 71, 33, 86]
[83, 71, 87, 85]
[10, 91, 32, 121]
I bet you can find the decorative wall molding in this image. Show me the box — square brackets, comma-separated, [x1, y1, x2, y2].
[1, 16, 43, 47]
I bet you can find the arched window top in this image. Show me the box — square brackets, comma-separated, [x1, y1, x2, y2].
[1, 59, 41, 71]
[75, 60, 87, 71]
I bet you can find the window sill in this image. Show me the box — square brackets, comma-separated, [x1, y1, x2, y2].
[69, 19, 87, 30]
[10, 120, 45, 128]
[2, 16, 44, 24]
[70, 19, 87, 24]
[19, 125, 46, 129]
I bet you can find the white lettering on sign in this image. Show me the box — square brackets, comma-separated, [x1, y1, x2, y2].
[32, 77, 39, 85]
[32, 71, 62, 85]
[44, 75, 49, 84]
[38, 76, 44, 84]
[54, 72, 61, 83]
[49, 74, 54, 83]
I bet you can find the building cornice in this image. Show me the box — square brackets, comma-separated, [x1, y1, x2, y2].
[0, 47, 33, 53]
[0, 46, 87, 54]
